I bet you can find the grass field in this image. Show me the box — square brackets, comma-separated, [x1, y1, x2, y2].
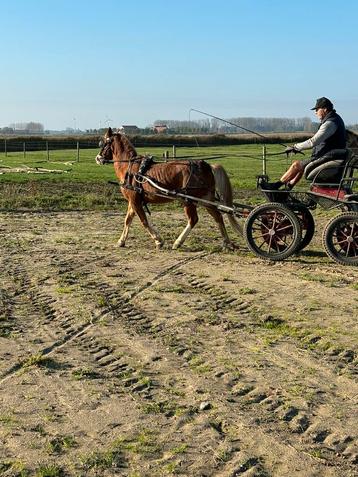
[0, 144, 304, 210]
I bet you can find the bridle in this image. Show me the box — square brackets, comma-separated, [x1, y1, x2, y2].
[96, 136, 138, 165]
[96, 137, 115, 165]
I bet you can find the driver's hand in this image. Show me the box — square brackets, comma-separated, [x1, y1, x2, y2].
[285, 146, 299, 155]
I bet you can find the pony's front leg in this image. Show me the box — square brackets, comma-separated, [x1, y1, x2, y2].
[135, 203, 164, 249]
[173, 203, 198, 249]
[118, 204, 135, 247]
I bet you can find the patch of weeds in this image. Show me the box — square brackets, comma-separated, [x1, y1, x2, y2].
[71, 367, 100, 380]
[136, 375, 153, 389]
[0, 315, 14, 337]
[259, 316, 308, 339]
[0, 461, 12, 473]
[21, 354, 64, 372]
[164, 461, 180, 474]
[299, 272, 328, 284]
[166, 386, 186, 398]
[58, 271, 82, 286]
[56, 285, 75, 294]
[42, 405, 62, 423]
[308, 449, 326, 460]
[218, 358, 242, 378]
[34, 464, 64, 477]
[47, 435, 77, 454]
[80, 430, 161, 471]
[96, 295, 107, 308]
[352, 282, 358, 291]
[0, 413, 18, 428]
[31, 424, 47, 436]
[21, 353, 47, 369]
[287, 384, 305, 398]
[118, 429, 161, 456]
[260, 335, 278, 347]
[80, 448, 124, 471]
[259, 316, 286, 330]
[142, 400, 182, 417]
[188, 355, 212, 374]
[214, 442, 234, 464]
[301, 333, 331, 351]
[170, 443, 188, 455]
[0, 460, 29, 476]
[239, 287, 256, 295]
[301, 301, 321, 312]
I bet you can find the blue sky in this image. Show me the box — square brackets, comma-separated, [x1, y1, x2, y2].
[0, 0, 357, 130]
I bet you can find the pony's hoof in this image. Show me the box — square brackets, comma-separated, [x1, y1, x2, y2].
[117, 241, 125, 247]
[222, 241, 237, 251]
[156, 241, 164, 250]
[172, 242, 181, 250]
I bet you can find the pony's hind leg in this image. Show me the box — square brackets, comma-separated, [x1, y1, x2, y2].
[118, 203, 135, 247]
[172, 202, 198, 249]
[205, 206, 236, 250]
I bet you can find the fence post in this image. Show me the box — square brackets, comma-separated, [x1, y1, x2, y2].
[172, 145, 176, 158]
[77, 141, 80, 162]
[46, 141, 49, 161]
[262, 145, 267, 176]
[4, 139, 7, 157]
[23, 142, 26, 159]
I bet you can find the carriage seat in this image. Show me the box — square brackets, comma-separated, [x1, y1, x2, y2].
[304, 149, 349, 184]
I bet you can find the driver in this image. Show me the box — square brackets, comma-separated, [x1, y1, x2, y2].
[262, 97, 346, 190]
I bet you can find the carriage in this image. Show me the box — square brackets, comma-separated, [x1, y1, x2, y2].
[246, 149, 358, 266]
[96, 128, 358, 267]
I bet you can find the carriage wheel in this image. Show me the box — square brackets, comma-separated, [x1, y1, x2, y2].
[323, 212, 358, 266]
[291, 206, 315, 252]
[244, 202, 302, 261]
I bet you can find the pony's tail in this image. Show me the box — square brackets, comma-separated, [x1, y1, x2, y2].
[211, 164, 243, 236]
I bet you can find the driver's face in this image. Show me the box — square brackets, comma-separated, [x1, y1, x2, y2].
[315, 108, 328, 121]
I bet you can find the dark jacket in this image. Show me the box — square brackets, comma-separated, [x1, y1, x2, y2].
[312, 110, 346, 159]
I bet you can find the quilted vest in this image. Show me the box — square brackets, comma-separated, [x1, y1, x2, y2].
[312, 111, 346, 158]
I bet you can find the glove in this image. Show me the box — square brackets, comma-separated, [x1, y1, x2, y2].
[285, 146, 299, 155]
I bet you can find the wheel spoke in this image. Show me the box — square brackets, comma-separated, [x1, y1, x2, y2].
[345, 241, 351, 257]
[256, 218, 270, 231]
[275, 223, 293, 233]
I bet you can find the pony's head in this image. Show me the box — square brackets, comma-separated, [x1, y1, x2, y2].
[95, 127, 137, 165]
[96, 127, 114, 165]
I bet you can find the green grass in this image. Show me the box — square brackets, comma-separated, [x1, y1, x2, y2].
[0, 143, 310, 210]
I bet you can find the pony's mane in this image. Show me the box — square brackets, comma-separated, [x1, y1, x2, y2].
[114, 132, 137, 158]
[347, 129, 358, 149]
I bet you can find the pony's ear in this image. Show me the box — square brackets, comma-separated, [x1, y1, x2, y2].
[107, 127, 113, 137]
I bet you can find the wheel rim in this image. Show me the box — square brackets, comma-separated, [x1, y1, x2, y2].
[331, 220, 358, 259]
[250, 209, 297, 255]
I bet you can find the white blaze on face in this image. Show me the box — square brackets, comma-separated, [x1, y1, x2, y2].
[96, 154, 103, 164]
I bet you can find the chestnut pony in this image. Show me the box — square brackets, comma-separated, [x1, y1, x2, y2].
[96, 128, 242, 249]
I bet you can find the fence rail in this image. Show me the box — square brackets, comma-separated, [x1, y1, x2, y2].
[1, 140, 85, 161]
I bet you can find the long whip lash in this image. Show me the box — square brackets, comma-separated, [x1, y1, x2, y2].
[190, 108, 289, 148]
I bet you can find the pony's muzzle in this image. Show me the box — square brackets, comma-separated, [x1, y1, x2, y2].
[96, 154, 105, 165]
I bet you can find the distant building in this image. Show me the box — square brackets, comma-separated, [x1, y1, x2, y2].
[153, 124, 168, 134]
[119, 125, 140, 134]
